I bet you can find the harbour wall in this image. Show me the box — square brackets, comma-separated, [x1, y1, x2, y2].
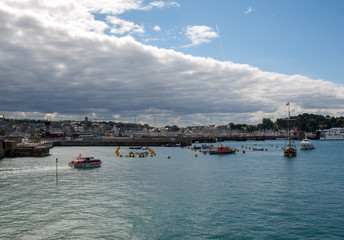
[55, 138, 193, 147]
[0, 141, 52, 159]
[53, 135, 285, 147]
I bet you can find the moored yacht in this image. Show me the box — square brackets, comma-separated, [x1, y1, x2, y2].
[318, 128, 344, 140]
[300, 137, 315, 150]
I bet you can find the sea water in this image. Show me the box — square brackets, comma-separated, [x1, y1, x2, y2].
[1, 140, 344, 239]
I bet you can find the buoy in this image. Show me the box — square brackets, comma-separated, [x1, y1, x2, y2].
[265, 149, 268, 151]
[204, 152, 206, 155]
[249, 147, 251, 149]
[168, 156, 171, 159]
[241, 145, 244, 148]
[276, 146, 279, 148]
[195, 154, 198, 157]
[281, 147, 284, 150]
[237, 149, 239, 152]
[243, 150, 245, 153]
[119, 155, 122, 157]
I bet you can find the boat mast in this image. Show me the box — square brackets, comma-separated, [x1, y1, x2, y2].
[287, 102, 291, 147]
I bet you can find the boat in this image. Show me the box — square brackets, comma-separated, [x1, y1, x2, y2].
[201, 144, 210, 152]
[129, 146, 143, 149]
[68, 155, 102, 168]
[300, 136, 315, 150]
[284, 103, 297, 157]
[125, 151, 149, 158]
[253, 148, 264, 151]
[209, 144, 236, 154]
[318, 128, 344, 140]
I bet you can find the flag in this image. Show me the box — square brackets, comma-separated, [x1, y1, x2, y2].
[286, 102, 289, 106]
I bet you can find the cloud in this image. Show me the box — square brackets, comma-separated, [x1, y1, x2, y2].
[143, 1, 180, 10]
[153, 25, 161, 31]
[1, 1, 344, 126]
[244, 6, 253, 15]
[183, 25, 218, 47]
[106, 16, 144, 35]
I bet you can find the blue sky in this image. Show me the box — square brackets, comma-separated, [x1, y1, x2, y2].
[1, 0, 344, 126]
[115, 0, 344, 83]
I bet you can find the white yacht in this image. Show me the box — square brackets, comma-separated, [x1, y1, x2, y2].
[300, 137, 315, 150]
[318, 128, 344, 140]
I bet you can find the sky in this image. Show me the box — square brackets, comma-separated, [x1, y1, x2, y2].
[1, 0, 344, 127]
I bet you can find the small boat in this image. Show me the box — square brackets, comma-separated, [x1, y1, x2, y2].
[253, 148, 264, 151]
[68, 155, 102, 168]
[125, 151, 149, 158]
[201, 144, 210, 152]
[300, 137, 315, 150]
[209, 144, 236, 154]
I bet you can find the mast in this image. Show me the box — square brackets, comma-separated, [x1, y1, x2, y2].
[288, 102, 291, 147]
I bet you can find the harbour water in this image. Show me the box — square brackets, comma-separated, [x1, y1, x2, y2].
[1, 140, 344, 239]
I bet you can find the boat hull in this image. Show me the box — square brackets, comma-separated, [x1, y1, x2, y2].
[209, 149, 236, 154]
[300, 145, 315, 150]
[69, 162, 101, 168]
[284, 148, 297, 157]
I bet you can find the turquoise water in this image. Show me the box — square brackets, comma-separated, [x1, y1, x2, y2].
[1, 140, 344, 239]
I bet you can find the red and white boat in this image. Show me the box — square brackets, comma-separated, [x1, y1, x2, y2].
[209, 144, 236, 154]
[69, 155, 102, 168]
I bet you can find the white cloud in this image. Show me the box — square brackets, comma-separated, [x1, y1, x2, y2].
[153, 25, 161, 31]
[244, 6, 253, 15]
[143, 1, 180, 10]
[1, 0, 344, 126]
[106, 16, 144, 35]
[185, 25, 218, 47]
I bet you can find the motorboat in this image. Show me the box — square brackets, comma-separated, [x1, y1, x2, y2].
[300, 137, 315, 150]
[209, 144, 236, 154]
[69, 155, 102, 168]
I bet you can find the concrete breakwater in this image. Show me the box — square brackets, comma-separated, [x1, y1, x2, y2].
[0, 141, 53, 159]
[55, 138, 193, 147]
